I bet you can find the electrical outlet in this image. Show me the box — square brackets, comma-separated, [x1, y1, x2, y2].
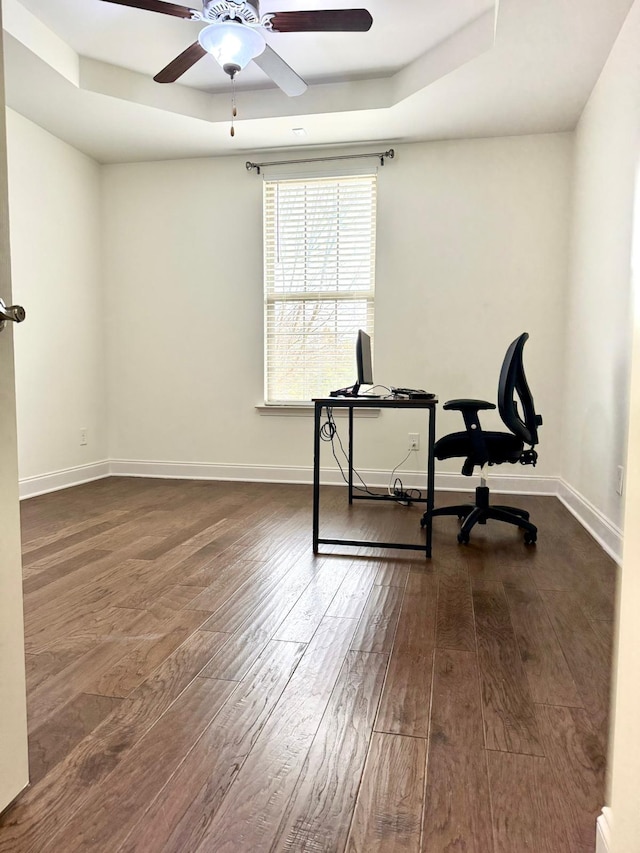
[617, 465, 624, 496]
[408, 433, 420, 451]
[80, 429, 87, 446]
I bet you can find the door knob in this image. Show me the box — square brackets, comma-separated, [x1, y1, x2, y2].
[0, 297, 26, 331]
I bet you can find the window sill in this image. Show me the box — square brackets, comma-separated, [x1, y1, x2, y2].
[255, 404, 381, 418]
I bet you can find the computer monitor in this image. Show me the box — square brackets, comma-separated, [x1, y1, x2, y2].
[356, 330, 374, 388]
[329, 329, 374, 397]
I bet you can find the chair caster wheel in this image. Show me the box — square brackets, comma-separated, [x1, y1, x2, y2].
[524, 531, 537, 545]
[457, 531, 470, 545]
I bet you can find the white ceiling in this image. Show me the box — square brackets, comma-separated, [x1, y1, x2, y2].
[1, 0, 635, 163]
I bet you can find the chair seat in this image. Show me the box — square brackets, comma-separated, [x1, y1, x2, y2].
[434, 430, 523, 465]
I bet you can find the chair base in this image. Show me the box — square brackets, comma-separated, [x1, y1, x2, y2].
[423, 485, 537, 545]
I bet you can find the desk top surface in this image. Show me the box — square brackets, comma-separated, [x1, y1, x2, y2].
[313, 396, 438, 408]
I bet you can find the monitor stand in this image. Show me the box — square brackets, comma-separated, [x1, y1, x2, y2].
[329, 383, 360, 398]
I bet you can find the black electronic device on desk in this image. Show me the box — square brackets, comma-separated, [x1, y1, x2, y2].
[391, 387, 436, 400]
[329, 330, 381, 398]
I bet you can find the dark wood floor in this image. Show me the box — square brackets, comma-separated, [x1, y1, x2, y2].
[0, 477, 615, 852]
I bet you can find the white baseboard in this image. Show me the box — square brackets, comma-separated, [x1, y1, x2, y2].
[18, 461, 623, 562]
[108, 459, 556, 495]
[110, 459, 328, 485]
[596, 807, 612, 853]
[558, 479, 623, 564]
[18, 461, 110, 500]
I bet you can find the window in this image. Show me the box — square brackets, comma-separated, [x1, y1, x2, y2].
[264, 173, 377, 403]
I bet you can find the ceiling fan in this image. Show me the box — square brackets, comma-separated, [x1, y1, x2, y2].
[99, 0, 373, 96]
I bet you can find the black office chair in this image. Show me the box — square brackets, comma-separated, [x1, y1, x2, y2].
[423, 332, 542, 544]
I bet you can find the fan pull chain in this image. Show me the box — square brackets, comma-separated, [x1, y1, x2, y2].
[230, 76, 237, 138]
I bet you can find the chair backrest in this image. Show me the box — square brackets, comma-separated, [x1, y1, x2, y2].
[498, 332, 541, 446]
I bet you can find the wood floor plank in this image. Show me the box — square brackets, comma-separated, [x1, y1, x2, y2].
[22, 548, 112, 595]
[538, 589, 612, 748]
[24, 552, 161, 653]
[91, 608, 213, 697]
[465, 548, 536, 590]
[472, 582, 543, 755]
[40, 676, 237, 853]
[187, 557, 270, 617]
[345, 731, 426, 853]
[28, 692, 122, 786]
[350, 584, 403, 653]
[326, 560, 379, 619]
[435, 573, 475, 651]
[196, 548, 317, 632]
[26, 608, 160, 730]
[21, 515, 131, 568]
[199, 556, 325, 681]
[20, 507, 127, 554]
[590, 618, 614, 649]
[273, 650, 388, 853]
[25, 644, 92, 692]
[0, 630, 230, 853]
[180, 543, 258, 588]
[143, 583, 208, 618]
[423, 745, 493, 853]
[536, 703, 607, 850]
[374, 571, 437, 738]
[273, 559, 350, 643]
[504, 584, 581, 706]
[373, 559, 411, 587]
[134, 512, 238, 562]
[109, 519, 245, 610]
[24, 545, 154, 616]
[191, 616, 358, 852]
[117, 639, 305, 853]
[487, 751, 572, 853]
[422, 649, 493, 852]
[429, 648, 484, 750]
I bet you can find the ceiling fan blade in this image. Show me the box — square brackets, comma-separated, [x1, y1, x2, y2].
[99, 0, 196, 18]
[154, 41, 207, 83]
[253, 45, 307, 96]
[269, 9, 373, 32]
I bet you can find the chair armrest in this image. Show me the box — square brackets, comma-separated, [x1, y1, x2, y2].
[442, 399, 496, 473]
[443, 398, 496, 412]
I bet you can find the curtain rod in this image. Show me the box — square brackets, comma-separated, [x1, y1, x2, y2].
[245, 148, 394, 175]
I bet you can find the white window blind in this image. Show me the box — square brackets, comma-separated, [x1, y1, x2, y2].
[264, 173, 377, 403]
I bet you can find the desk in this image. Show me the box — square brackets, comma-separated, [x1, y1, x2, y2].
[312, 396, 438, 558]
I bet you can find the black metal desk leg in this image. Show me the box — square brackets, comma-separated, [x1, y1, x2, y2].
[348, 407, 354, 504]
[313, 402, 322, 553]
[426, 405, 436, 557]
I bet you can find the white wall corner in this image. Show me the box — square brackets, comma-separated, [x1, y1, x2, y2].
[557, 479, 623, 563]
[19, 461, 110, 500]
[596, 807, 612, 853]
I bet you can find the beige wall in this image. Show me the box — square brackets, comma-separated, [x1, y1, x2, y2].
[562, 0, 640, 849]
[6, 109, 107, 483]
[102, 134, 572, 480]
[562, 4, 640, 531]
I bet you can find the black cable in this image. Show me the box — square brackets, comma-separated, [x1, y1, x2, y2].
[361, 384, 393, 398]
[387, 450, 423, 506]
[320, 408, 380, 497]
[321, 408, 422, 505]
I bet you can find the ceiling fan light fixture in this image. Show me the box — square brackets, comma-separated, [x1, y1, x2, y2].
[197, 21, 265, 75]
